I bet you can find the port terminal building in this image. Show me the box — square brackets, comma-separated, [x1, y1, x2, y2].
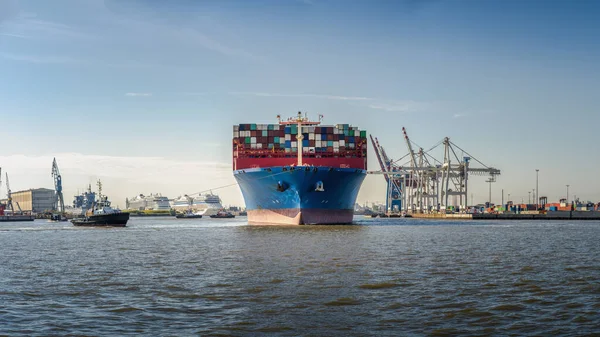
[1, 188, 55, 213]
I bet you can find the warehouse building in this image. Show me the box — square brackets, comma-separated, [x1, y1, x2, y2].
[9, 188, 55, 213]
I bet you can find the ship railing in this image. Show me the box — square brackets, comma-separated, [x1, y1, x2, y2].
[236, 150, 366, 159]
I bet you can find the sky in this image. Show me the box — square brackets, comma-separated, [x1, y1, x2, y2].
[1, 0, 599, 207]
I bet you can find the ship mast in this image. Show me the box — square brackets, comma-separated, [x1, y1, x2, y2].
[278, 111, 322, 167]
[297, 112, 304, 166]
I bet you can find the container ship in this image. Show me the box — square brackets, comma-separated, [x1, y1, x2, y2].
[232, 112, 367, 225]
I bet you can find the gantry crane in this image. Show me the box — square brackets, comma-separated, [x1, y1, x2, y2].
[370, 135, 403, 213]
[369, 128, 500, 214]
[51, 158, 65, 216]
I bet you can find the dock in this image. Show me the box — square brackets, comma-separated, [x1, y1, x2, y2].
[0, 215, 35, 222]
[406, 211, 600, 220]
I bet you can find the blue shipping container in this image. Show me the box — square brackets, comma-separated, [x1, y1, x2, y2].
[285, 140, 291, 148]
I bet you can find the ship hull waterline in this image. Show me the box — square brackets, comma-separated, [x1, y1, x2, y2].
[71, 212, 130, 227]
[234, 166, 366, 225]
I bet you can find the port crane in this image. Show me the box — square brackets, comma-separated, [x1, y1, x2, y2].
[370, 135, 403, 213]
[369, 128, 500, 214]
[51, 158, 65, 215]
[4, 172, 23, 215]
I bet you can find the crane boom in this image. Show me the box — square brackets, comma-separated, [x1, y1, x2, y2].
[369, 135, 390, 183]
[52, 158, 65, 213]
[402, 127, 418, 169]
[5, 172, 14, 213]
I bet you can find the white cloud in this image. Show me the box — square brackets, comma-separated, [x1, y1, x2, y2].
[230, 92, 372, 101]
[0, 153, 242, 208]
[125, 92, 152, 97]
[368, 100, 431, 112]
[453, 113, 466, 119]
[0, 52, 85, 64]
[0, 33, 28, 38]
[1, 13, 91, 40]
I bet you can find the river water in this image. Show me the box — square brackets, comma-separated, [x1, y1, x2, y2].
[1, 217, 599, 336]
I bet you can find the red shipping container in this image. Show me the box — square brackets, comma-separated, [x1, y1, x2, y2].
[309, 140, 315, 147]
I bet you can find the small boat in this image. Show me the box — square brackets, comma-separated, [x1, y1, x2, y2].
[209, 210, 235, 219]
[50, 213, 68, 221]
[175, 210, 203, 219]
[71, 180, 130, 227]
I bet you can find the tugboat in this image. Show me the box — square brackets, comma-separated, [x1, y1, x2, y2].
[175, 209, 203, 219]
[71, 180, 130, 227]
[209, 210, 235, 219]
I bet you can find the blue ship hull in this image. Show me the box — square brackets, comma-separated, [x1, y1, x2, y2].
[233, 166, 366, 225]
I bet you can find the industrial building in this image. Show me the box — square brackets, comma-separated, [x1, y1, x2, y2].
[8, 188, 55, 213]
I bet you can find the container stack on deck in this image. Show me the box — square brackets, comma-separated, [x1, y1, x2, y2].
[232, 123, 368, 170]
[234, 123, 367, 154]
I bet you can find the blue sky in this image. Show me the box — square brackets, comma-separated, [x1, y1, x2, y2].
[1, 0, 599, 206]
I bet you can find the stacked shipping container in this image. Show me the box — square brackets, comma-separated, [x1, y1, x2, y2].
[232, 123, 367, 157]
[232, 123, 368, 171]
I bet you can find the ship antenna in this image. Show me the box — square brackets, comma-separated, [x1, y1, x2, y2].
[97, 179, 102, 198]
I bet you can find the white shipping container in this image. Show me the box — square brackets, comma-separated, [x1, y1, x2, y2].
[280, 138, 285, 144]
[340, 140, 345, 146]
[316, 140, 322, 147]
[285, 134, 291, 141]
[316, 134, 321, 141]
[309, 147, 315, 153]
[303, 148, 310, 153]
[349, 143, 355, 149]
[251, 137, 256, 143]
[285, 148, 291, 153]
[309, 133, 315, 140]
[308, 126, 315, 133]
[333, 148, 340, 153]
[233, 131, 239, 138]
[333, 141, 339, 148]
[273, 124, 280, 131]
[247, 131, 252, 137]
[333, 128, 339, 135]
[291, 141, 297, 148]
[251, 143, 257, 149]
[234, 125, 239, 131]
[257, 143, 263, 149]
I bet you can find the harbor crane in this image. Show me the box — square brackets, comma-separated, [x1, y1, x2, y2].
[52, 158, 65, 217]
[4, 172, 23, 215]
[369, 128, 500, 214]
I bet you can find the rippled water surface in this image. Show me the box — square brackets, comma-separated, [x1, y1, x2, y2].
[1, 217, 599, 336]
